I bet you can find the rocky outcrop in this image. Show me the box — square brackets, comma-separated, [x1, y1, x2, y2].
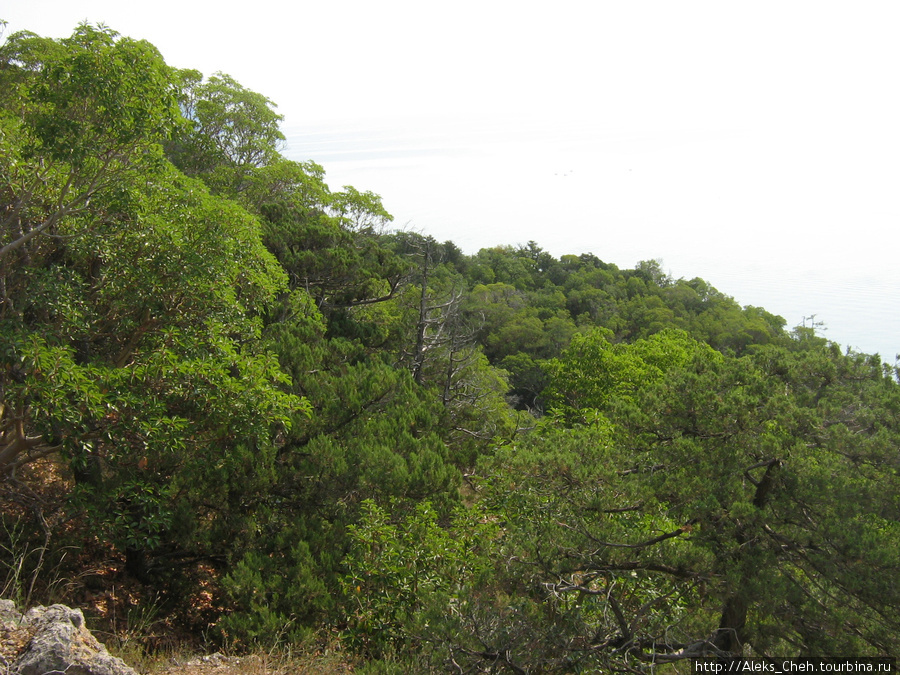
[0, 600, 137, 675]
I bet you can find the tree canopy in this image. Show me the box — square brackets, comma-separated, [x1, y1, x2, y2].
[1, 22, 897, 672]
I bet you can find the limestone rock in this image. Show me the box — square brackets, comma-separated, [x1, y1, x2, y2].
[8, 603, 137, 675]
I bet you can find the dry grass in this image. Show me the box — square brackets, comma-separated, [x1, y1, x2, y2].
[150, 652, 355, 675]
[110, 640, 360, 675]
[3, 613, 358, 675]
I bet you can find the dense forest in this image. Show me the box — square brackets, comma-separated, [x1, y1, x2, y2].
[1, 23, 898, 672]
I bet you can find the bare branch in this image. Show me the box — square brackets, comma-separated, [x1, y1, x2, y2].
[558, 520, 690, 550]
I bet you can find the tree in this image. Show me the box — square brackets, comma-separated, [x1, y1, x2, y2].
[246, 158, 408, 331]
[542, 327, 718, 424]
[388, 234, 519, 462]
[340, 499, 500, 661]
[454, 339, 900, 670]
[1, 23, 182, 261]
[166, 70, 284, 195]
[0, 25, 304, 595]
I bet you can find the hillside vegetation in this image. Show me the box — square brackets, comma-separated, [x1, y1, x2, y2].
[1, 23, 898, 672]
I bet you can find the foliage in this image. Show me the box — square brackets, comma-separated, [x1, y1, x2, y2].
[2, 21, 897, 672]
[341, 499, 500, 661]
[453, 342, 900, 670]
[166, 69, 284, 195]
[0, 24, 302, 597]
[543, 327, 721, 424]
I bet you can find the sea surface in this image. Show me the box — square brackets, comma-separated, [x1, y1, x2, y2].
[284, 118, 900, 366]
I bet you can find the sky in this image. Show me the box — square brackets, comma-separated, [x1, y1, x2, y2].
[4, 2, 900, 360]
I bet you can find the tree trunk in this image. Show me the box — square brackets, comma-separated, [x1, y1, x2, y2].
[712, 458, 781, 655]
[713, 594, 747, 654]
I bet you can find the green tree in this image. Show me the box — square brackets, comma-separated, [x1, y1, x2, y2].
[455, 340, 900, 670]
[388, 235, 519, 463]
[340, 499, 501, 661]
[1, 23, 182, 261]
[0, 25, 303, 595]
[166, 70, 284, 195]
[253, 159, 406, 331]
[543, 327, 718, 424]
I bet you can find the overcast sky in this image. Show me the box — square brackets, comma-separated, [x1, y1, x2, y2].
[4, 2, 900, 359]
[8, 3, 898, 136]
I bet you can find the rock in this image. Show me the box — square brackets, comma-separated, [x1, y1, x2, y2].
[9, 603, 137, 675]
[0, 601, 33, 670]
[0, 598, 22, 624]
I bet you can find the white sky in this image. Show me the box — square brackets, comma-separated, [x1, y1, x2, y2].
[7, 3, 897, 135]
[4, 2, 900, 359]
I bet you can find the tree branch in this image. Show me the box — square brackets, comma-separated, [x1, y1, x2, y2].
[560, 520, 690, 550]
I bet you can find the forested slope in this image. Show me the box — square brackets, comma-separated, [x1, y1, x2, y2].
[1, 23, 898, 671]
